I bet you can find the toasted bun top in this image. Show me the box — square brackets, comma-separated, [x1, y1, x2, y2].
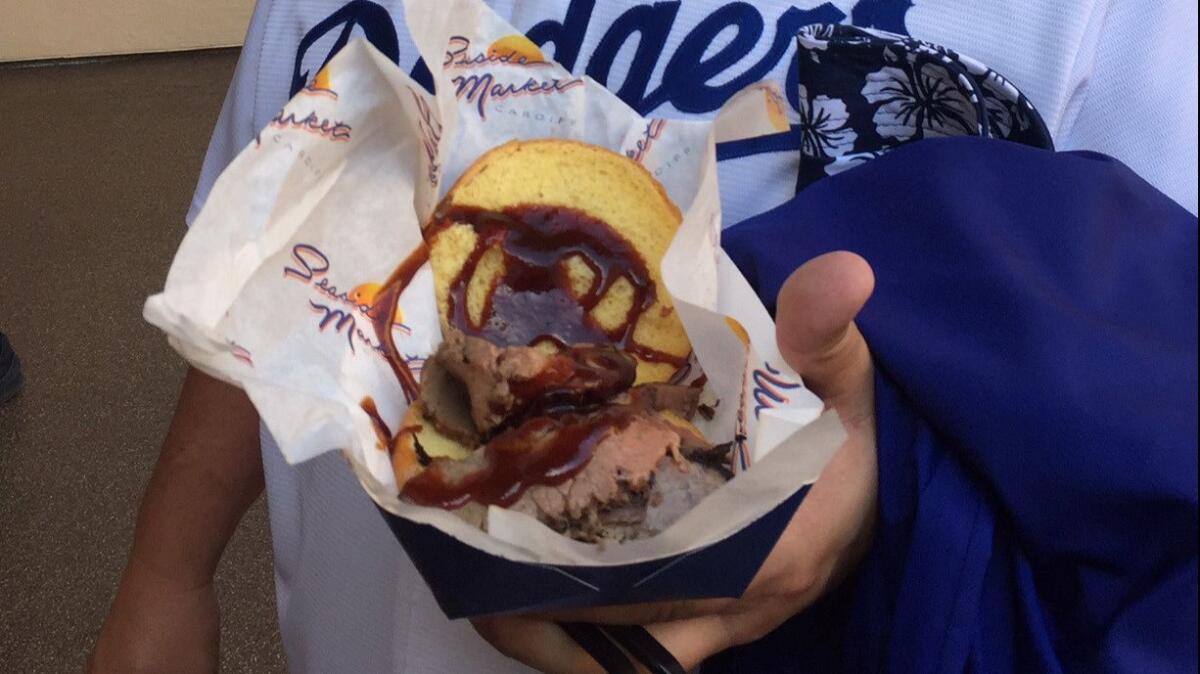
[428, 139, 690, 384]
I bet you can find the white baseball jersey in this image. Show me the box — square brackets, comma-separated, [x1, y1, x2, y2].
[187, 1, 1198, 672]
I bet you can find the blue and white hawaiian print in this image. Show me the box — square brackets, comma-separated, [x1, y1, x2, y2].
[796, 85, 858, 159]
[794, 25, 1053, 189]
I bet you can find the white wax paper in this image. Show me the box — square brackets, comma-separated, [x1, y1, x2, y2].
[144, 0, 845, 567]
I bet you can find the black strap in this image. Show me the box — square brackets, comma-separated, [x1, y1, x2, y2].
[604, 624, 688, 674]
[559, 622, 638, 674]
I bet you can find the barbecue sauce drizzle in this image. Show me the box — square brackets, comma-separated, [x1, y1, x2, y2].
[369, 245, 429, 404]
[402, 406, 645, 509]
[368, 203, 689, 507]
[429, 204, 686, 368]
[360, 396, 392, 449]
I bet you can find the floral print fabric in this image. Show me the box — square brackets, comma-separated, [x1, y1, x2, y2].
[794, 24, 1053, 190]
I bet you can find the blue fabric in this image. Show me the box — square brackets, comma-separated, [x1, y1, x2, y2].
[705, 137, 1198, 673]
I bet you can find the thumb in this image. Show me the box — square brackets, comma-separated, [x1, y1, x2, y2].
[775, 251, 875, 426]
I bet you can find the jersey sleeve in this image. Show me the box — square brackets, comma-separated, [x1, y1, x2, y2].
[186, 0, 274, 227]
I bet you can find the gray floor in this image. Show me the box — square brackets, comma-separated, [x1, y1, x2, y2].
[0, 50, 287, 672]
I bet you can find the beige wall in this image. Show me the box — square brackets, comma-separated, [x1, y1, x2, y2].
[0, 0, 255, 62]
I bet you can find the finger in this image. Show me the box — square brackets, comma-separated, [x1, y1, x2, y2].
[472, 616, 605, 674]
[647, 615, 732, 671]
[536, 597, 735, 627]
[646, 608, 790, 672]
[747, 425, 878, 602]
[775, 251, 875, 425]
[480, 615, 737, 674]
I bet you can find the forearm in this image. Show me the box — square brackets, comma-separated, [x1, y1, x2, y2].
[125, 366, 264, 589]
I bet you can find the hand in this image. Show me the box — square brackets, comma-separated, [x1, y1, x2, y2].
[87, 561, 219, 674]
[473, 252, 879, 673]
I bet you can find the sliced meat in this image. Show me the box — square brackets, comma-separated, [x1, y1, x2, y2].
[625, 384, 701, 419]
[507, 344, 638, 419]
[403, 407, 671, 511]
[431, 329, 545, 435]
[509, 413, 682, 521]
[556, 414, 682, 520]
[680, 440, 734, 478]
[421, 328, 638, 439]
[405, 329, 727, 543]
[641, 457, 728, 534]
[508, 413, 698, 542]
[512, 441, 728, 543]
[525, 494, 651, 544]
[417, 357, 479, 446]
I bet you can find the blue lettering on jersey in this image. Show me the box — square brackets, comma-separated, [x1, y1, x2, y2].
[582, 2, 680, 110]
[853, 0, 915, 32]
[290, 0, 400, 97]
[659, 3, 844, 114]
[525, 0, 597, 71]
[292, 1, 913, 155]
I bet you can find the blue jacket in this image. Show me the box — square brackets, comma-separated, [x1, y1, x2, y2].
[708, 137, 1198, 673]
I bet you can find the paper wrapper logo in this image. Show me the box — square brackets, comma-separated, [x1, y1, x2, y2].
[763, 85, 790, 132]
[283, 244, 415, 361]
[445, 36, 584, 120]
[752, 363, 801, 417]
[347, 284, 411, 333]
[725, 316, 753, 470]
[486, 35, 545, 65]
[263, 65, 352, 143]
[446, 34, 548, 68]
[229, 342, 254, 367]
[268, 110, 353, 142]
[410, 88, 442, 187]
[626, 119, 668, 164]
[303, 66, 339, 99]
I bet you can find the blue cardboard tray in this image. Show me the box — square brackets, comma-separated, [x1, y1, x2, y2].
[377, 485, 810, 619]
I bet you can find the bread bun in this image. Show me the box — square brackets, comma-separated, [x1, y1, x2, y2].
[428, 139, 690, 384]
[391, 400, 475, 486]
